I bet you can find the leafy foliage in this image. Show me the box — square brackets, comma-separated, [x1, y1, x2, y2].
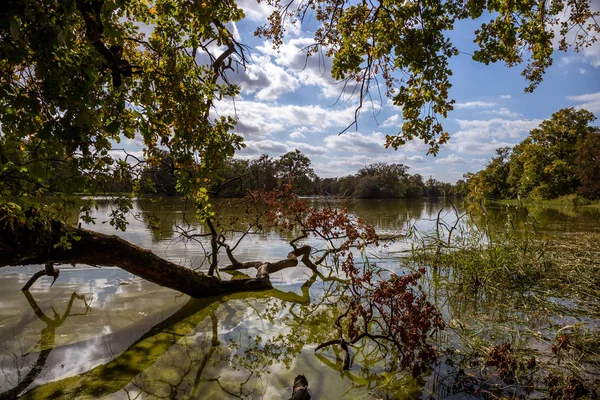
[0, 0, 245, 216]
[257, 0, 600, 154]
[575, 131, 600, 199]
[207, 151, 461, 199]
[246, 185, 444, 377]
[467, 108, 598, 200]
[274, 149, 316, 195]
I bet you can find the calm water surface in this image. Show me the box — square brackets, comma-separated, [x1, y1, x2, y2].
[1, 198, 598, 399]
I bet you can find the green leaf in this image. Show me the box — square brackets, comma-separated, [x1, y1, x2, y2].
[107, 121, 120, 133]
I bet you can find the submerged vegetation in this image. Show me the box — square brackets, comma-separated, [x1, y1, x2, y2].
[407, 202, 600, 398]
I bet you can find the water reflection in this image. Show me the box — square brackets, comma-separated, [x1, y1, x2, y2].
[0, 291, 90, 400]
[1, 199, 598, 398]
[0, 270, 427, 399]
[11, 275, 322, 399]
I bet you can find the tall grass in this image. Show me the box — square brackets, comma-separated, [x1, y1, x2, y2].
[406, 201, 600, 398]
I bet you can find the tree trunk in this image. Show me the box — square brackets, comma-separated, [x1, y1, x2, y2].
[0, 210, 279, 297]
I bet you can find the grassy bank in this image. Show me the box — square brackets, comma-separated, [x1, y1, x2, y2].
[498, 194, 600, 208]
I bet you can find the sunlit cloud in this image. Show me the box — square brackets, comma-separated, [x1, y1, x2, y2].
[324, 131, 388, 154]
[381, 114, 403, 128]
[434, 154, 467, 165]
[454, 101, 497, 109]
[568, 92, 600, 113]
[449, 118, 543, 155]
[483, 108, 523, 118]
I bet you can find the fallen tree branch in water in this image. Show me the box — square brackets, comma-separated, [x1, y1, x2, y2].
[21, 263, 60, 290]
[220, 245, 318, 276]
[0, 208, 314, 298]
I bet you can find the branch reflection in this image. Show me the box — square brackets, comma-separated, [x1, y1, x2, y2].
[0, 291, 90, 400]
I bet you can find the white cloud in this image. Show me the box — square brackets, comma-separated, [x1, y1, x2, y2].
[407, 155, 425, 163]
[317, 155, 378, 177]
[214, 99, 357, 140]
[568, 92, 600, 113]
[232, 54, 300, 101]
[314, 152, 431, 178]
[576, 0, 600, 68]
[237, 0, 274, 22]
[435, 154, 467, 165]
[559, 52, 600, 69]
[225, 21, 241, 42]
[454, 101, 497, 109]
[324, 131, 388, 154]
[499, 95, 512, 99]
[254, 63, 300, 101]
[286, 141, 328, 155]
[257, 38, 360, 100]
[579, 68, 587, 74]
[109, 149, 145, 164]
[240, 140, 289, 155]
[381, 114, 403, 128]
[455, 118, 541, 139]
[324, 128, 432, 156]
[124, 132, 145, 148]
[560, 56, 576, 66]
[483, 107, 523, 118]
[583, 43, 600, 67]
[238, 140, 328, 156]
[234, 117, 285, 140]
[455, 140, 516, 155]
[449, 118, 543, 154]
[289, 131, 305, 139]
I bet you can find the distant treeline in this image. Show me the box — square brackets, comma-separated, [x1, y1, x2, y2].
[464, 108, 600, 201]
[139, 149, 465, 199]
[89, 107, 600, 202]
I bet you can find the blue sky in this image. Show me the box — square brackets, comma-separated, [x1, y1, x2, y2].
[123, 1, 600, 183]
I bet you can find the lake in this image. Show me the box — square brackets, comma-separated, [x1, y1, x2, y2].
[1, 198, 599, 399]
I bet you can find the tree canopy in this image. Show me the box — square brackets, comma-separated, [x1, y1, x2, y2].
[258, 0, 599, 154]
[205, 151, 460, 199]
[1, 0, 246, 214]
[466, 108, 599, 200]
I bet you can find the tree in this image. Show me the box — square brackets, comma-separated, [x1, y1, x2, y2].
[211, 157, 250, 197]
[1, 0, 245, 207]
[469, 147, 512, 199]
[405, 174, 425, 198]
[249, 154, 278, 192]
[275, 149, 316, 195]
[467, 108, 597, 200]
[258, 0, 599, 154]
[425, 176, 442, 197]
[451, 178, 468, 198]
[509, 108, 595, 199]
[6, 1, 585, 389]
[0, 0, 304, 296]
[356, 163, 409, 198]
[576, 131, 600, 199]
[139, 150, 178, 196]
